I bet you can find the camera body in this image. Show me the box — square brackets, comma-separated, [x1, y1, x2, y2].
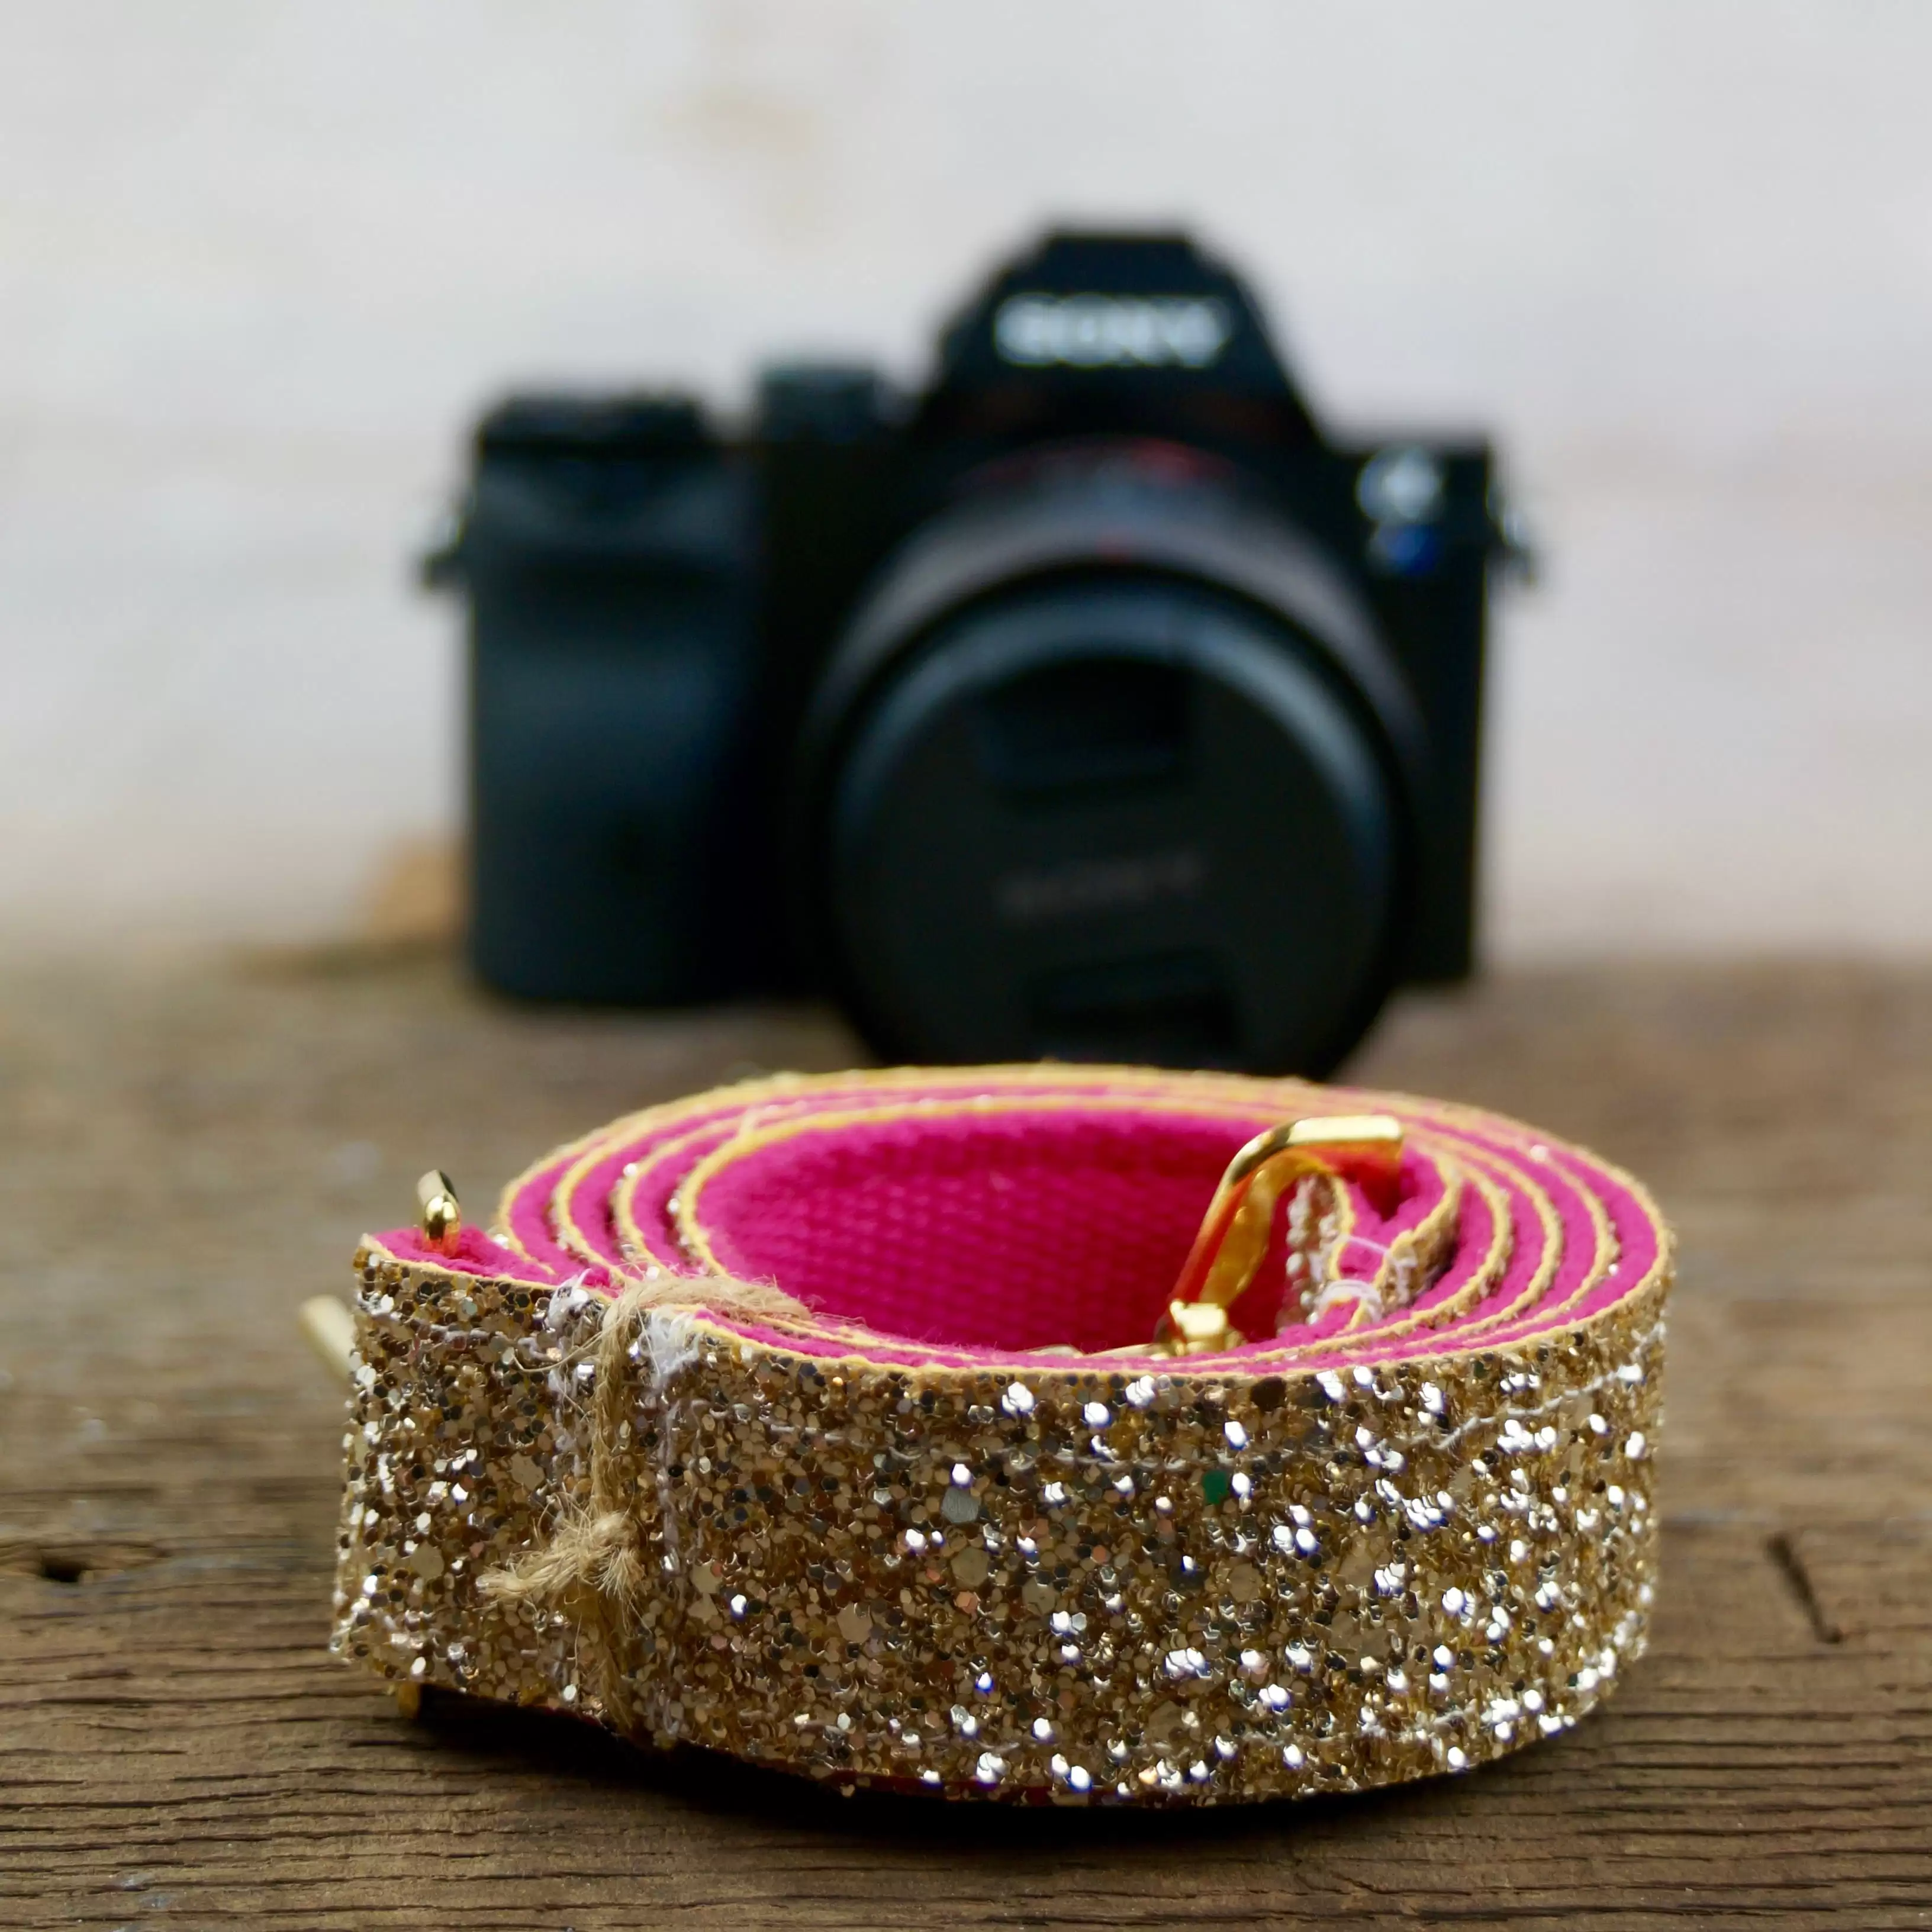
[433, 233, 1508, 1073]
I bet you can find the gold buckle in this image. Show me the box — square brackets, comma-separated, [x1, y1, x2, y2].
[1153, 1114, 1403, 1354]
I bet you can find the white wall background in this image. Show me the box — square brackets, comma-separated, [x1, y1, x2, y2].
[4, 1, 1930, 957]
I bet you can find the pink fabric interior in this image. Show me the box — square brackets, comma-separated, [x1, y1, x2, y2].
[369, 1075, 1662, 1372]
[682, 1110, 1437, 1354]
[693, 1111, 1226, 1353]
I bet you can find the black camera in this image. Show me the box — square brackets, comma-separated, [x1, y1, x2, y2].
[429, 233, 1514, 1073]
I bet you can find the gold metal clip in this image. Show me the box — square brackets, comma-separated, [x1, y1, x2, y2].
[1154, 1114, 1403, 1355]
[298, 1295, 357, 1382]
[417, 1169, 462, 1255]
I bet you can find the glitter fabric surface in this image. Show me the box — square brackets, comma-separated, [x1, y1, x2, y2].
[331, 1066, 1671, 1804]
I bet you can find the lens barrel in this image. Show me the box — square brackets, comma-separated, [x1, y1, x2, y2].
[796, 450, 1424, 1074]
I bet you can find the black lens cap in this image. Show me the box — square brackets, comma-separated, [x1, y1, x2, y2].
[825, 579, 1398, 1074]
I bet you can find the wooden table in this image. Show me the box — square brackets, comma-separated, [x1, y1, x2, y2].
[4, 952, 1927, 1928]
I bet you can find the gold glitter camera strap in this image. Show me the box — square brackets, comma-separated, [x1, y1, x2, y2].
[324, 1064, 1670, 1804]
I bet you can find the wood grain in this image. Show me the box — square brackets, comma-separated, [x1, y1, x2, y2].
[2, 954, 1927, 1928]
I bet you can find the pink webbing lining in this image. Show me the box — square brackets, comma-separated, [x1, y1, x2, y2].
[371, 1068, 1666, 1376]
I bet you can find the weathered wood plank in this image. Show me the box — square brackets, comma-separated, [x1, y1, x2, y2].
[1, 955, 1928, 1927]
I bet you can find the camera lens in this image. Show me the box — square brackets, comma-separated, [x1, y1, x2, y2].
[800, 451, 1422, 1074]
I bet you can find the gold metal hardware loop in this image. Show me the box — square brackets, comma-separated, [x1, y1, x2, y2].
[1154, 1113, 1403, 1354]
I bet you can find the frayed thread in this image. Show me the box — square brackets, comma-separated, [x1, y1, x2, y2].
[478, 1271, 808, 1734]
